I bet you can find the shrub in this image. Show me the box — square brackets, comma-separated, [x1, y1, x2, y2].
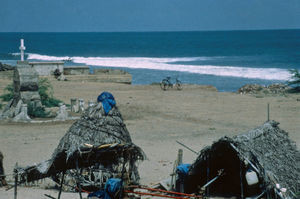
[27, 103, 49, 118]
[0, 84, 14, 102]
[0, 78, 62, 107]
[38, 78, 63, 107]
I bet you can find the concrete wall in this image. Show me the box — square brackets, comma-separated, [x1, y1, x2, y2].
[64, 66, 90, 75]
[64, 74, 132, 84]
[93, 69, 127, 75]
[29, 62, 64, 76]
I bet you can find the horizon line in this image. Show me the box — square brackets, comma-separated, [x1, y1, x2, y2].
[1, 28, 300, 33]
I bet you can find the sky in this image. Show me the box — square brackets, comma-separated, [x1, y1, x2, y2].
[0, 0, 300, 32]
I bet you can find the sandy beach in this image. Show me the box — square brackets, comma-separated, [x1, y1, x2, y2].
[0, 79, 299, 199]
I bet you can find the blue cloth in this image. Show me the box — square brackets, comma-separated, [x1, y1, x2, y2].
[88, 178, 122, 199]
[88, 190, 106, 198]
[177, 164, 191, 176]
[97, 92, 116, 115]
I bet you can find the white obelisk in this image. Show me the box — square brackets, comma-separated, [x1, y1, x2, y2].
[19, 39, 26, 61]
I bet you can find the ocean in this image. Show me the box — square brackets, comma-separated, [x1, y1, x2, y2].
[0, 30, 300, 91]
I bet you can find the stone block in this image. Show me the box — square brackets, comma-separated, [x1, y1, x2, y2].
[14, 100, 22, 116]
[55, 103, 69, 121]
[13, 104, 31, 122]
[78, 98, 85, 113]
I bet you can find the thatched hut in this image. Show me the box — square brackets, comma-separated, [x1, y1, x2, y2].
[184, 121, 299, 199]
[18, 93, 145, 188]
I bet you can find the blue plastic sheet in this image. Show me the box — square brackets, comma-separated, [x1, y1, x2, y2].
[97, 92, 116, 115]
[88, 178, 122, 199]
[177, 164, 191, 176]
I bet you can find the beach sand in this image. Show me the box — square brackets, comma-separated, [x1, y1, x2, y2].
[0, 79, 299, 199]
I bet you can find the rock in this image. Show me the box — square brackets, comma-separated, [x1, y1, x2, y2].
[13, 100, 23, 116]
[55, 103, 68, 121]
[78, 98, 85, 113]
[0, 62, 13, 71]
[13, 104, 31, 122]
[238, 83, 290, 95]
[70, 98, 77, 113]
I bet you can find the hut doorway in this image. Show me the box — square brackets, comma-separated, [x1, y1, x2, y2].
[186, 141, 260, 198]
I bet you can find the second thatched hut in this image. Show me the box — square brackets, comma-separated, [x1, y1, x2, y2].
[184, 121, 299, 199]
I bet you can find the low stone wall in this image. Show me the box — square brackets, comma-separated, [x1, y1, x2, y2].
[93, 69, 128, 75]
[29, 62, 64, 76]
[63, 68, 132, 84]
[65, 74, 132, 84]
[64, 66, 90, 75]
[0, 64, 132, 84]
[0, 70, 13, 80]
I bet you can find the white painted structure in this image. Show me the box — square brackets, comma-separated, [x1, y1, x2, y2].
[29, 62, 64, 76]
[19, 39, 26, 61]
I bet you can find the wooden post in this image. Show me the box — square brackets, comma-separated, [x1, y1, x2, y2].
[76, 160, 83, 199]
[240, 161, 244, 199]
[57, 172, 65, 199]
[177, 149, 183, 165]
[267, 103, 270, 121]
[119, 152, 127, 199]
[14, 162, 18, 199]
[206, 154, 210, 196]
[70, 98, 77, 113]
[176, 149, 184, 193]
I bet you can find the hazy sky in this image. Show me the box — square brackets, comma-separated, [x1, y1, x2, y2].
[1, 0, 300, 32]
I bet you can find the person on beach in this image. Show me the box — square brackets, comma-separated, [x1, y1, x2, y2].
[0, 151, 7, 186]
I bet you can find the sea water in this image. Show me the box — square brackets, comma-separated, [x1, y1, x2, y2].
[0, 30, 299, 91]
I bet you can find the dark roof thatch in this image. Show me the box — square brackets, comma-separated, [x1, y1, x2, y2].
[18, 102, 145, 183]
[186, 121, 300, 199]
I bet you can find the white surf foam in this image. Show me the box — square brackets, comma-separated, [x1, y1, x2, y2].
[26, 53, 291, 81]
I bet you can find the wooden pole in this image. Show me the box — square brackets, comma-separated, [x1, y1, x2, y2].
[57, 171, 65, 199]
[177, 149, 184, 193]
[177, 149, 183, 165]
[267, 103, 270, 121]
[206, 154, 210, 196]
[176, 141, 198, 155]
[14, 162, 18, 199]
[240, 161, 244, 199]
[119, 152, 127, 199]
[76, 160, 83, 199]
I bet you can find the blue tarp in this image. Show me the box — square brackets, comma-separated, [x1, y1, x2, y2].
[177, 164, 191, 176]
[88, 178, 122, 199]
[97, 92, 116, 115]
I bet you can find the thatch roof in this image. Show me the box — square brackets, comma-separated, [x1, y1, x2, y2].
[18, 102, 145, 184]
[186, 121, 299, 199]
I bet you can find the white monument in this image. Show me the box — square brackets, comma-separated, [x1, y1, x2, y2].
[19, 39, 26, 61]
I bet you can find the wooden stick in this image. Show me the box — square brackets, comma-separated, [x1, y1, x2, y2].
[267, 103, 270, 121]
[45, 194, 57, 199]
[75, 159, 83, 199]
[57, 171, 65, 199]
[230, 143, 260, 173]
[14, 162, 18, 199]
[240, 161, 244, 199]
[119, 151, 127, 199]
[176, 140, 198, 155]
[128, 185, 202, 198]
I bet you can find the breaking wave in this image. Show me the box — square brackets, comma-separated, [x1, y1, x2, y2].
[24, 53, 290, 81]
